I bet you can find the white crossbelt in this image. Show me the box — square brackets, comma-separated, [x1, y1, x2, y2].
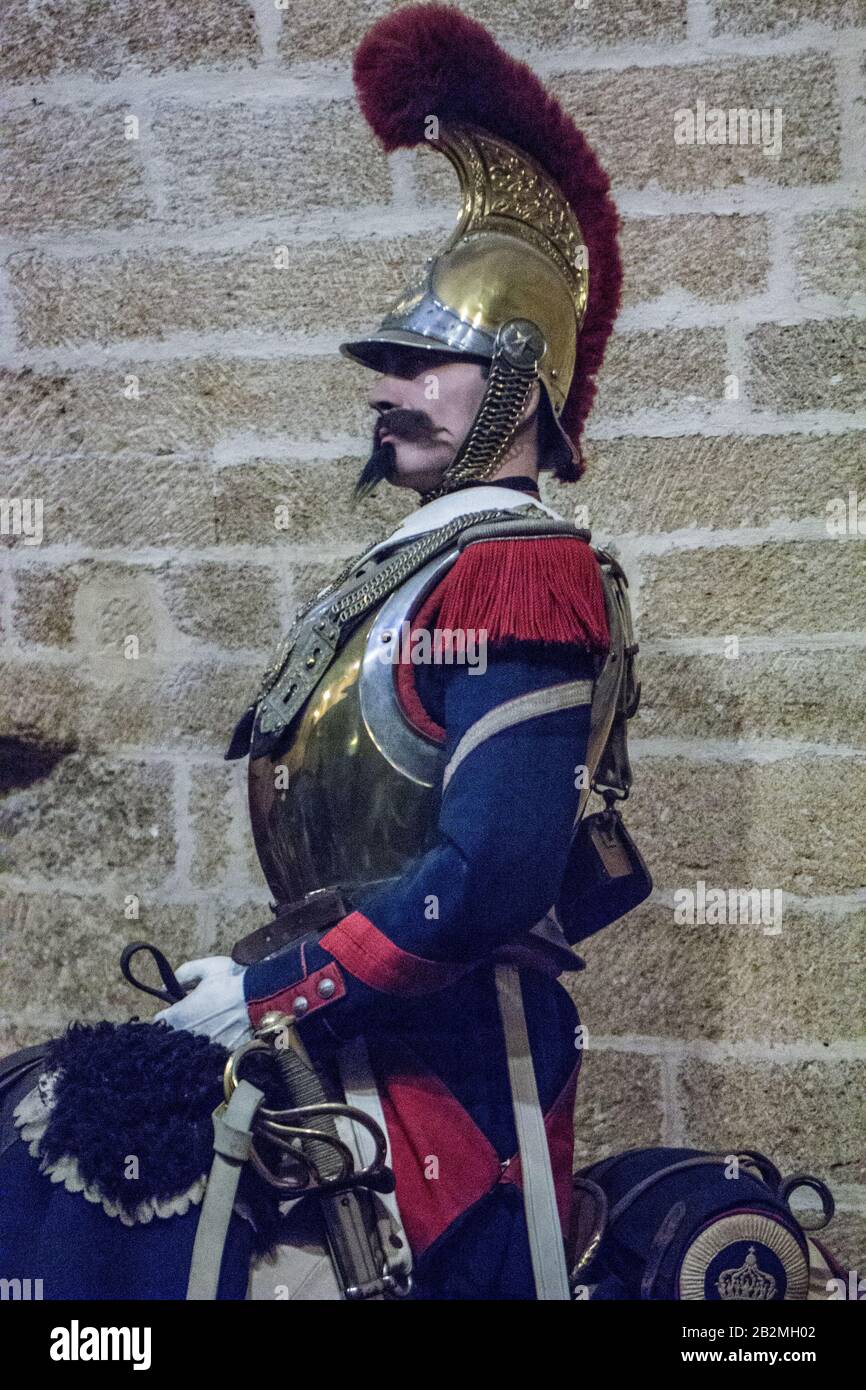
[495, 964, 573, 1300]
[320, 679, 589, 1297]
[188, 1079, 264, 1300]
[443, 679, 589, 1298]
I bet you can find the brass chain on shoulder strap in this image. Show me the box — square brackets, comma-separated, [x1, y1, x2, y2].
[253, 505, 542, 740]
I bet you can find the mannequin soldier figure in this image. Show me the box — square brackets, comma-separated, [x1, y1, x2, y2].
[154, 2, 627, 1301]
[0, 5, 626, 1302]
[0, 5, 840, 1304]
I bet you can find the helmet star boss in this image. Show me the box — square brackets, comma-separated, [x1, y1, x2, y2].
[339, 3, 623, 499]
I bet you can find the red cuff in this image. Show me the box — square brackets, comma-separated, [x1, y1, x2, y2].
[320, 911, 470, 997]
[247, 960, 346, 1029]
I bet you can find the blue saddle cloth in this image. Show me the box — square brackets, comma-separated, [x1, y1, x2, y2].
[0, 1135, 252, 1299]
[0, 1021, 273, 1300]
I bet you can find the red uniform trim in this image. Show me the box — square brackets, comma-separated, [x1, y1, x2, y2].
[247, 960, 346, 1029]
[372, 1048, 581, 1258]
[393, 536, 609, 740]
[320, 911, 470, 996]
[393, 585, 447, 743]
[373, 1061, 504, 1256]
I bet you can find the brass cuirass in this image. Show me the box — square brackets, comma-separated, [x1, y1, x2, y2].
[245, 527, 633, 912]
[247, 552, 455, 907]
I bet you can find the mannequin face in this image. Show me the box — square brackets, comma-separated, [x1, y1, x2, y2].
[364, 347, 490, 494]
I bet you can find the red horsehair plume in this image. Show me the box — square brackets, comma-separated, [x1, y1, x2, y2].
[351, 2, 623, 479]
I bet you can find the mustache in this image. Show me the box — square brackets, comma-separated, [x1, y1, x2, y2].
[353, 408, 441, 501]
[375, 407, 438, 444]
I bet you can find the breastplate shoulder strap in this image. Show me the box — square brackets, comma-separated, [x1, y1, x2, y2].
[250, 505, 541, 754]
[589, 549, 640, 801]
[456, 516, 592, 547]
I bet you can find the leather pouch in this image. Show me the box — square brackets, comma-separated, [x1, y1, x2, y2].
[555, 803, 652, 945]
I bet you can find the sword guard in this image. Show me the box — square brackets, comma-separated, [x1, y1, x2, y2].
[224, 1033, 394, 1197]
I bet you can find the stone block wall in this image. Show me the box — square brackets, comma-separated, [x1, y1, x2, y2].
[1, 1, 863, 1272]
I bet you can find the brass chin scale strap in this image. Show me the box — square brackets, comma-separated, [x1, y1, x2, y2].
[422, 318, 547, 501]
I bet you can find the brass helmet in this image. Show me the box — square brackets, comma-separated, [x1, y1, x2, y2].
[340, 4, 623, 499]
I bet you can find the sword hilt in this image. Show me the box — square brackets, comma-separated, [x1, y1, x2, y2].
[256, 1011, 344, 1181]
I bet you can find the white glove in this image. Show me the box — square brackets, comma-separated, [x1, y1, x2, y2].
[154, 956, 252, 1051]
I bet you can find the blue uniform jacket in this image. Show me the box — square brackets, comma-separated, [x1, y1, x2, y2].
[245, 534, 609, 1298]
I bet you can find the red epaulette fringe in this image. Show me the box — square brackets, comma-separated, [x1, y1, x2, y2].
[432, 537, 610, 652]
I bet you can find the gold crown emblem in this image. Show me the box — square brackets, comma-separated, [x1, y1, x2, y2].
[679, 1213, 808, 1300]
[717, 1245, 777, 1301]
